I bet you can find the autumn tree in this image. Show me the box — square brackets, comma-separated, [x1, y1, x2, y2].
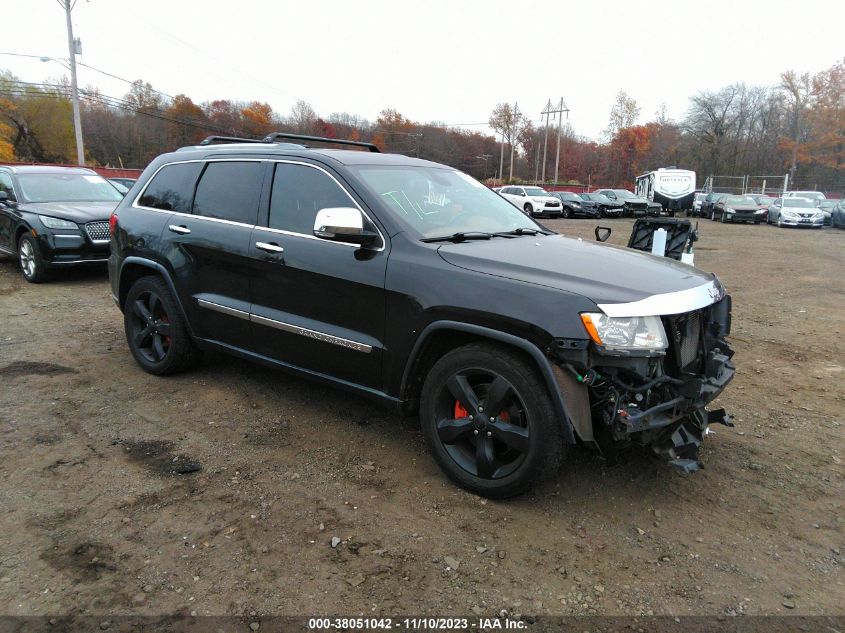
[605, 91, 641, 140]
[241, 101, 274, 138]
[290, 99, 316, 134]
[164, 94, 208, 147]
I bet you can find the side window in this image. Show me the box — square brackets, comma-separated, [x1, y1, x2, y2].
[0, 172, 14, 199]
[138, 162, 202, 213]
[193, 161, 264, 224]
[268, 163, 354, 235]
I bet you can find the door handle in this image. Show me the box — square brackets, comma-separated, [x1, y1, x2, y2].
[256, 241, 284, 253]
[168, 224, 191, 234]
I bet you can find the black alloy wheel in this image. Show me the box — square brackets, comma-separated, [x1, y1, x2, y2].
[523, 203, 533, 215]
[598, 206, 606, 218]
[124, 276, 202, 375]
[561, 206, 571, 219]
[420, 343, 565, 498]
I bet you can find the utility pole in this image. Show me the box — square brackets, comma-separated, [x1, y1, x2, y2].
[540, 100, 552, 184]
[553, 98, 569, 187]
[62, 0, 85, 165]
[541, 98, 569, 186]
[509, 102, 520, 182]
[475, 154, 492, 179]
[498, 130, 505, 182]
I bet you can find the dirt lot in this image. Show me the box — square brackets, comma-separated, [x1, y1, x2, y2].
[0, 218, 842, 621]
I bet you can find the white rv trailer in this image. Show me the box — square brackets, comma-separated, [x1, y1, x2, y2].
[635, 168, 696, 216]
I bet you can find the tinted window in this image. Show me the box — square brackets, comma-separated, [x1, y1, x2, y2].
[193, 161, 263, 224]
[268, 163, 353, 235]
[139, 163, 202, 213]
[0, 172, 14, 198]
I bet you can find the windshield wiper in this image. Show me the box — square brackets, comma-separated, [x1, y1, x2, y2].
[493, 227, 548, 237]
[420, 231, 496, 243]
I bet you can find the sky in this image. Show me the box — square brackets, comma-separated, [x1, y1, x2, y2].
[2, 0, 844, 141]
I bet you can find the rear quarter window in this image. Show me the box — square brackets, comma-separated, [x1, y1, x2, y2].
[138, 163, 203, 213]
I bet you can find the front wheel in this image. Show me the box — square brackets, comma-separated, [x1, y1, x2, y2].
[523, 203, 533, 215]
[18, 234, 50, 283]
[561, 206, 571, 219]
[419, 343, 565, 498]
[124, 276, 202, 375]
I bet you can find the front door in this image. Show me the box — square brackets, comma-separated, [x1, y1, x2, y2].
[0, 171, 17, 253]
[249, 161, 388, 390]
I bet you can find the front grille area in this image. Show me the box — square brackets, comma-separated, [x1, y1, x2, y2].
[85, 221, 110, 242]
[666, 310, 703, 372]
[545, 202, 561, 207]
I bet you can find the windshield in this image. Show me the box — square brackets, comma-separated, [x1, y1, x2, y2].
[17, 173, 125, 203]
[725, 196, 755, 205]
[524, 187, 549, 197]
[352, 166, 543, 239]
[789, 192, 824, 200]
[614, 190, 637, 199]
[557, 192, 581, 200]
[784, 198, 815, 208]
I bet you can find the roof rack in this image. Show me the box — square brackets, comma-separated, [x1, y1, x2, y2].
[198, 136, 266, 146]
[262, 132, 381, 153]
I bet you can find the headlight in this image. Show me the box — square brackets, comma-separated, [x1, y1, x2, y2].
[726, 207, 735, 213]
[39, 215, 78, 229]
[580, 313, 668, 351]
[782, 210, 799, 219]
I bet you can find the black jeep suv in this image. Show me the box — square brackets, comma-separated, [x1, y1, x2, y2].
[108, 133, 735, 498]
[0, 165, 123, 282]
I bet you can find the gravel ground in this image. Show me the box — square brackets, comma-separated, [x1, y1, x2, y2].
[0, 217, 842, 620]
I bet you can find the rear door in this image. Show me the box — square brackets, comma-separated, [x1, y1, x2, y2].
[154, 159, 267, 350]
[248, 160, 388, 389]
[0, 170, 17, 253]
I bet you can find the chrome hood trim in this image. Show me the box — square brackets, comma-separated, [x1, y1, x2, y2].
[598, 278, 725, 317]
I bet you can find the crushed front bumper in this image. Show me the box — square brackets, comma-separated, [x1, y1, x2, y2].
[553, 296, 735, 472]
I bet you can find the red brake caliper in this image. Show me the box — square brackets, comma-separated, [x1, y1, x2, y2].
[454, 401, 468, 419]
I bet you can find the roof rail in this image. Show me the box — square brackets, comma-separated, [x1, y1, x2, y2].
[198, 136, 266, 145]
[261, 132, 381, 153]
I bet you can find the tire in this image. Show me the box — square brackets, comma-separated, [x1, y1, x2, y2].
[598, 206, 606, 218]
[523, 203, 533, 215]
[419, 342, 565, 499]
[710, 210, 716, 221]
[18, 233, 50, 283]
[124, 276, 202, 375]
[777, 217, 783, 228]
[561, 206, 571, 219]
[720, 211, 728, 223]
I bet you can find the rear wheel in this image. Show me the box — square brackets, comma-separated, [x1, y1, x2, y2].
[18, 234, 49, 283]
[124, 276, 202, 375]
[420, 343, 565, 498]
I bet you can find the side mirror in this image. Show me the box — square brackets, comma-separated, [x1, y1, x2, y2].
[314, 207, 379, 248]
[0, 191, 7, 204]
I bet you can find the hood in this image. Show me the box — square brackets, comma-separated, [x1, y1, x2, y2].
[724, 203, 759, 211]
[22, 201, 118, 224]
[533, 196, 561, 204]
[438, 233, 716, 309]
[621, 196, 648, 204]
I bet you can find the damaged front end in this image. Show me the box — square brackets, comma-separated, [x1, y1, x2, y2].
[551, 294, 735, 472]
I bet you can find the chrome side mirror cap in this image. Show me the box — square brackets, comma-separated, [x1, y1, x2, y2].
[313, 207, 379, 248]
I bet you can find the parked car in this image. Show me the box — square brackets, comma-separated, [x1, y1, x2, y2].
[818, 199, 835, 226]
[109, 132, 735, 497]
[108, 177, 137, 190]
[712, 195, 766, 224]
[498, 185, 563, 218]
[830, 199, 845, 229]
[579, 192, 624, 217]
[699, 192, 728, 219]
[767, 197, 824, 228]
[784, 191, 826, 205]
[692, 192, 705, 216]
[109, 180, 130, 195]
[0, 165, 123, 282]
[594, 189, 656, 217]
[547, 191, 590, 218]
[748, 195, 775, 221]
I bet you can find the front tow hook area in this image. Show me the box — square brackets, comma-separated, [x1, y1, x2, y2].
[708, 407, 734, 427]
